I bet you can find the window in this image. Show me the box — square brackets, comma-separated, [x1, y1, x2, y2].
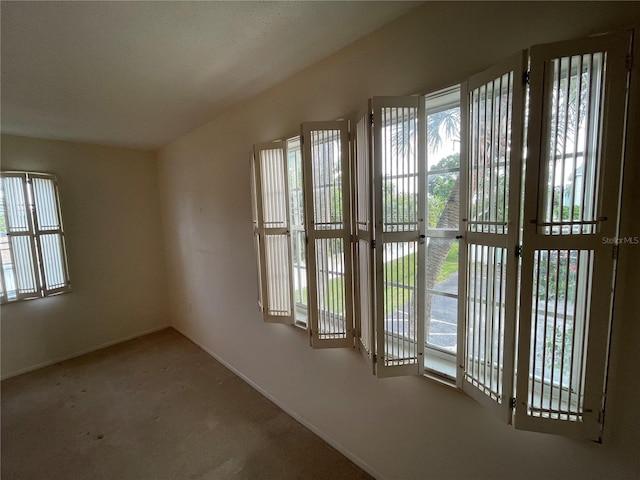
[0, 172, 71, 303]
[424, 87, 462, 380]
[251, 29, 632, 441]
[287, 137, 309, 327]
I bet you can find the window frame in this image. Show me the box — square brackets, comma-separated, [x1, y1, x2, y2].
[0, 171, 71, 303]
[423, 86, 463, 381]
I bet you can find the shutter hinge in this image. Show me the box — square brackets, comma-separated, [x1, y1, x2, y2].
[373, 354, 378, 364]
[523, 71, 530, 85]
[369, 113, 374, 125]
[305, 234, 308, 245]
[371, 239, 376, 248]
[626, 54, 633, 71]
[515, 245, 523, 257]
[510, 397, 517, 409]
[300, 135, 304, 144]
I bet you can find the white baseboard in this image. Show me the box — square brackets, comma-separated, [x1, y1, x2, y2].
[172, 325, 383, 480]
[1, 324, 171, 380]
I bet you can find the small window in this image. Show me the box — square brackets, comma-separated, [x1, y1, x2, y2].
[0, 172, 71, 303]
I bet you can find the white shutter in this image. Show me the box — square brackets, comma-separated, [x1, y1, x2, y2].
[250, 154, 264, 312]
[458, 52, 527, 422]
[29, 174, 70, 295]
[253, 142, 295, 324]
[354, 111, 375, 366]
[515, 32, 630, 440]
[0, 173, 40, 300]
[371, 97, 425, 377]
[301, 120, 354, 348]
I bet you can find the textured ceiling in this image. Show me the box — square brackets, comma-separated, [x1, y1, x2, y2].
[1, 1, 421, 150]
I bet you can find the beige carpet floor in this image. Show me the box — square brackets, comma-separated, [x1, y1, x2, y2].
[1, 328, 373, 480]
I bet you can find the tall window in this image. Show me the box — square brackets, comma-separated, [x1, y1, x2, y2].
[424, 87, 461, 379]
[287, 137, 308, 326]
[0, 172, 71, 303]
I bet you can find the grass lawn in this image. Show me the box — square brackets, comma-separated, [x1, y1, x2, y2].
[295, 241, 459, 315]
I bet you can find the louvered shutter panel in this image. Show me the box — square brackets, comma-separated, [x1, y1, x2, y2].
[253, 142, 295, 324]
[0, 173, 40, 300]
[458, 53, 527, 422]
[371, 97, 425, 377]
[301, 120, 354, 348]
[354, 111, 375, 366]
[250, 154, 264, 312]
[29, 174, 70, 295]
[515, 31, 630, 440]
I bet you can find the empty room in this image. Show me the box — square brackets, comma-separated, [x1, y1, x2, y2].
[2, 2, 640, 479]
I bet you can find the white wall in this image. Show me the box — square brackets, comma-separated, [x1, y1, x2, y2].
[1, 135, 169, 378]
[158, 3, 640, 479]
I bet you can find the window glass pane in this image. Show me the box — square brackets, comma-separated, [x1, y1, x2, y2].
[314, 237, 347, 339]
[381, 107, 418, 232]
[541, 54, 605, 235]
[382, 241, 418, 366]
[2, 176, 30, 233]
[426, 293, 457, 352]
[427, 172, 459, 229]
[424, 90, 461, 373]
[0, 202, 17, 301]
[259, 148, 288, 229]
[528, 249, 591, 421]
[427, 106, 460, 171]
[426, 239, 459, 296]
[464, 244, 508, 402]
[10, 236, 38, 294]
[358, 238, 372, 353]
[263, 234, 292, 317]
[31, 177, 60, 230]
[287, 137, 308, 326]
[355, 115, 370, 228]
[468, 73, 513, 235]
[291, 231, 307, 309]
[40, 233, 65, 290]
[309, 130, 343, 230]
